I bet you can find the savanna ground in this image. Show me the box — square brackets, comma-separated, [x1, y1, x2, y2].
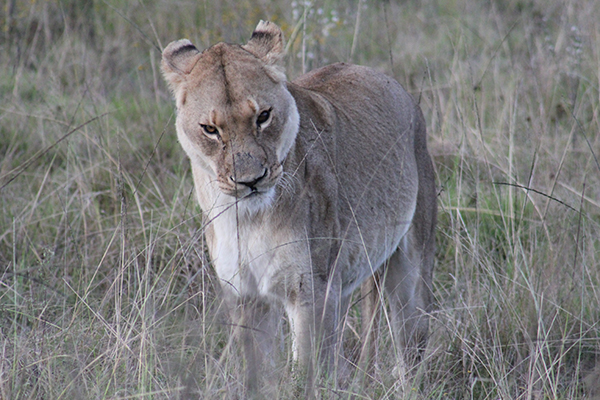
[1, 0, 599, 398]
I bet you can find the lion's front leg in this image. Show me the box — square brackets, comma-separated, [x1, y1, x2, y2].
[226, 294, 280, 397]
[284, 272, 343, 396]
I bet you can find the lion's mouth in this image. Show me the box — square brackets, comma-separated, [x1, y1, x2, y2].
[243, 189, 260, 198]
[218, 167, 281, 204]
[222, 185, 270, 200]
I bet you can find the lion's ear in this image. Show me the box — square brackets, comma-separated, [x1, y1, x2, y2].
[161, 39, 201, 95]
[243, 20, 285, 66]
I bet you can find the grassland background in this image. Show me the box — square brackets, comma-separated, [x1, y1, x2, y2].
[0, 0, 599, 398]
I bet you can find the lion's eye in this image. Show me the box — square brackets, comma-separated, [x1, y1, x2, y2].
[256, 109, 271, 126]
[200, 124, 219, 136]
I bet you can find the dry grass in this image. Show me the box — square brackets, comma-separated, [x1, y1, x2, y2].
[0, 0, 599, 398]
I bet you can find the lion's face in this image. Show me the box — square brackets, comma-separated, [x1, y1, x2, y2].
[162, 25, 299, 208]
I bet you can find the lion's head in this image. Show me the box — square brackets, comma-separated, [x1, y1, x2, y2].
[161, 21, 299, 209]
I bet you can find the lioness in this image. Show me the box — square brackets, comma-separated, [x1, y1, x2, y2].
[162, 21, 436, 394]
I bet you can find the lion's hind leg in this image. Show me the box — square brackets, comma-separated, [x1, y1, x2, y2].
[383, 230, 434, 369]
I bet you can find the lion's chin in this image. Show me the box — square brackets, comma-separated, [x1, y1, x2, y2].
[225, 187, 276, 216]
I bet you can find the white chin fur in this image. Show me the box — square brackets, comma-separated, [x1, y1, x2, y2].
[218, 187, 276, 218]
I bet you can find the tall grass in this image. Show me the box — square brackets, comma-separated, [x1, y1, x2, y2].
[1, 0, 598, 398]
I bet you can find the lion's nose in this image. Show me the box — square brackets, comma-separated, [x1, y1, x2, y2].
[230, 152, 268, 189]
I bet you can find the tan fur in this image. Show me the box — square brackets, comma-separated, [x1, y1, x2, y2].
[162, 20, 436, 395]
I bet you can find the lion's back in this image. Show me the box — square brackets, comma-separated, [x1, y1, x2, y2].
[292, 63, 414, 118]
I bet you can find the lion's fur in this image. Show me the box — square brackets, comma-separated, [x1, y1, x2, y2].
[162, 20, 436, 395]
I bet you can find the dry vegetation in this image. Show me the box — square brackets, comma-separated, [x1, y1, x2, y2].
[1, 0, 599, 398]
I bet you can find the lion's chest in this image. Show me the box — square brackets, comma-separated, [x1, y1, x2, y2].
[207, 208, 308, 299]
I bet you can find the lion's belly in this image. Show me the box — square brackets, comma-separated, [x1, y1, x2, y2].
[338, 194, 417, 297]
